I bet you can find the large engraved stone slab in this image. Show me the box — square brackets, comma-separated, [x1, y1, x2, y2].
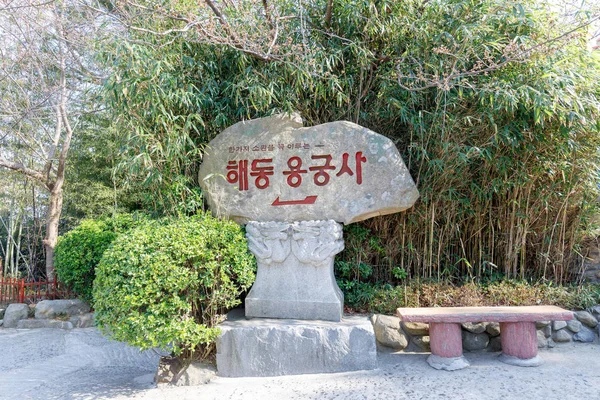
[245, 220, 344, 321]
[198, 113, 419, 224]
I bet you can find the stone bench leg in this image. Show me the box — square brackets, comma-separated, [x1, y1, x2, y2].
[498, 321, 542, 367]
[427, 322, 470, 371]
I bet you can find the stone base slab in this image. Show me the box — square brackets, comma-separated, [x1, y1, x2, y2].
[498, 353, 543, 367]
[427, 354, 470, 371]
[216, 309, 377, 377]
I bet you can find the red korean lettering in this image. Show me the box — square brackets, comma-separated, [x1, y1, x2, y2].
[226, 160, 249, 191]
[355, 151, 366, 184]
[250, 158, 274, 189]
[335, 152, 367, 184]
[309, 154, 336, 186]
[336, 153, 353, 177]
[283, 156, 307, 188]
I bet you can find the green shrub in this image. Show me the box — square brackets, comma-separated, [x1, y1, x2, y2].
[92, 213, 256, 360]
[55, 213, 147, 304]
[342, 279, 600, 315]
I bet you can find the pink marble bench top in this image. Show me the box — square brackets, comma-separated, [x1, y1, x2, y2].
[397, 305, 573, 323]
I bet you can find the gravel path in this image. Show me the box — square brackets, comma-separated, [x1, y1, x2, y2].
[1, 327, 599, 400]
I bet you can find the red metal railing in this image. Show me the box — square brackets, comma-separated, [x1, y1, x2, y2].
[0, 276, 72, 305]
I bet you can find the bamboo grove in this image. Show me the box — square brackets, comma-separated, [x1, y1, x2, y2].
[99, 0, 600, 284]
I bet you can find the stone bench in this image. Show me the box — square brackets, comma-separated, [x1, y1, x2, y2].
[396, 305, 573, 370]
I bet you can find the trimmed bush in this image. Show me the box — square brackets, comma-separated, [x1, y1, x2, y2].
[55, 214, 147, 304]
[92, 213, 256, 360]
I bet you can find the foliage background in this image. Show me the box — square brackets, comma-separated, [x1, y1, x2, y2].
[103, 0, 600, 285]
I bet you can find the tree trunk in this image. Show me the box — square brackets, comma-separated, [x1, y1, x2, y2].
[43, 188, 63, 281]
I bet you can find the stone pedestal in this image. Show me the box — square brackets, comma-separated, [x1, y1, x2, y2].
[216, 309, 377, 377]
[498, 321, 542, 367]
[245, 220, 344, 322]
[428, 322, 470, 371]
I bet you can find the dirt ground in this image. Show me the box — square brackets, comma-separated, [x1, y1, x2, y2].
[1, 327, 598, 400]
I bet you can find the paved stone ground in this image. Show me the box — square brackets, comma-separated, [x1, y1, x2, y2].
[1, 327, 599, 400]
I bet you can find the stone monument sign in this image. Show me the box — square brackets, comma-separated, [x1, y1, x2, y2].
[199, 113, 418, 322]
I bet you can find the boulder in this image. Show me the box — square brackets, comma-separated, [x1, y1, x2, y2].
[552, 329, 572, 343]
[462, 322, 486, 334]
[372, 315, 408, 350]
[34, 299, 90, 319]
[155, 356, 216, 386]
[536, 321, 550, 329]
[541, 325, 552, 338]
[401, 322, 429, 336]
[411, 336, 431, 352]
[462, 331, 489, 351]
[17, 319, 73, 329]
[573, 326, 596, 343]
[198, 113, 419, 225]
[69, 313, 95, 328]
[552, 320, 567, 331]
[486, 322, 501, 337]
[537, 330, 548, 348]
[575, 311, 598, 328]
[3, 303, 29, 328]
[566, 320, 582, 333]
[488, 336, 502, 352]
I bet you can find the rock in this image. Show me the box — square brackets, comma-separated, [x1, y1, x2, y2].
[34, 299, 90, 320]
[573, 326, 596, 343]
[552, 329, 572, 343]
[536, 321, 550, 329]
[216, 310, 377, 377]
[462, 322, 486, 334]
[489, 336, 502, 352]
[0, 308, 5, 319]
[412, 336, 431, 352]
[552, 320, 567, 331]
[462, 331, 489, 351]
[3, 304, 29, 328]
[155, 356, 216, 386]
[401, 322, 429, 336]
[590, 305, 600, 318]
[486, 322, 501, 337]
[542, 325, 552, 338]
[244, 220, 344, 321]
[537, 330, 548, 348]
[0, 319, 3, 327]
[575, 311, 598, 328]
[198, 113, 419, 225]
[372, 315, 408, 350]
[69, 312, 95, 328]
[566, 320, 582, 333]
[17, 319, 73, 329]
[547, 338, 556, 348]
